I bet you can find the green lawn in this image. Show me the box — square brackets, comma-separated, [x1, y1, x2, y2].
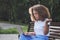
[0, 28, 19, 34]
[0, 24, 28, 34]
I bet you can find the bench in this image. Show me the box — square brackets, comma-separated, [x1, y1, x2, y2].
[27, 22, 60, 40]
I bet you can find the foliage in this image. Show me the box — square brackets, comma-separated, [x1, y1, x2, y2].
[0, 0, 60, 24]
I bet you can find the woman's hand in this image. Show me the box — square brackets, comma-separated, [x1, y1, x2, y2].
[24, 32, 28, 35]
[24, 32, 35, 35]
[46, 18, 52, 22]
[28, 32, 35, 35]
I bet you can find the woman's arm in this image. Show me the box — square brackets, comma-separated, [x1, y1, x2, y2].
[44, 23, 49, 35]
[44, 19, 52, 35]
[30, 14, 35, 21]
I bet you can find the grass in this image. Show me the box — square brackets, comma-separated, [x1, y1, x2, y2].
[0, 21, 28, 34]
[0, 24, 28, 34]
[21, 24, 28, 32]
[0, 28, 19, 34]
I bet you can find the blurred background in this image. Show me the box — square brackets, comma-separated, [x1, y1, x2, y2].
[0, 0, 60, 24]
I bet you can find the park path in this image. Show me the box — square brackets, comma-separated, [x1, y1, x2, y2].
[0, 22, 23, 40]
[0, 22, 23, 33]
[0, 34, 18, 40]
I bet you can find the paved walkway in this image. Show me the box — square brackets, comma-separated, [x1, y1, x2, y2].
[0, 34, 18, 40]
[0, 22, 23, 40]
[0, 22, 23, 34]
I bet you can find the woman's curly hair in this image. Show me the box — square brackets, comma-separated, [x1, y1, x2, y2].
[29, 4, 51, 21]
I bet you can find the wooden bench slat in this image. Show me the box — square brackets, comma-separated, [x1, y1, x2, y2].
[49, 38, 55, 40]
[50, 29, 60, 33]
[50, 28, 60, 30]
[50, 31, 60, 33]
[30, 26, 34, 28]
[30, 28, 34, 30]
[50, 26, 60, 29]
[50, 32, 60, 36]
[50, 35, 60, 39]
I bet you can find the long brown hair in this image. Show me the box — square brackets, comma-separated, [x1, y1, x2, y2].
[29, 4, 51, 21]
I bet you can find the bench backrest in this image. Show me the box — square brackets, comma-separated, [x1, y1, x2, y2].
[28, 22, 60, 40]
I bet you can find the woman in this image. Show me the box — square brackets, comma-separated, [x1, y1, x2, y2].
[19, 4, 52, 40]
